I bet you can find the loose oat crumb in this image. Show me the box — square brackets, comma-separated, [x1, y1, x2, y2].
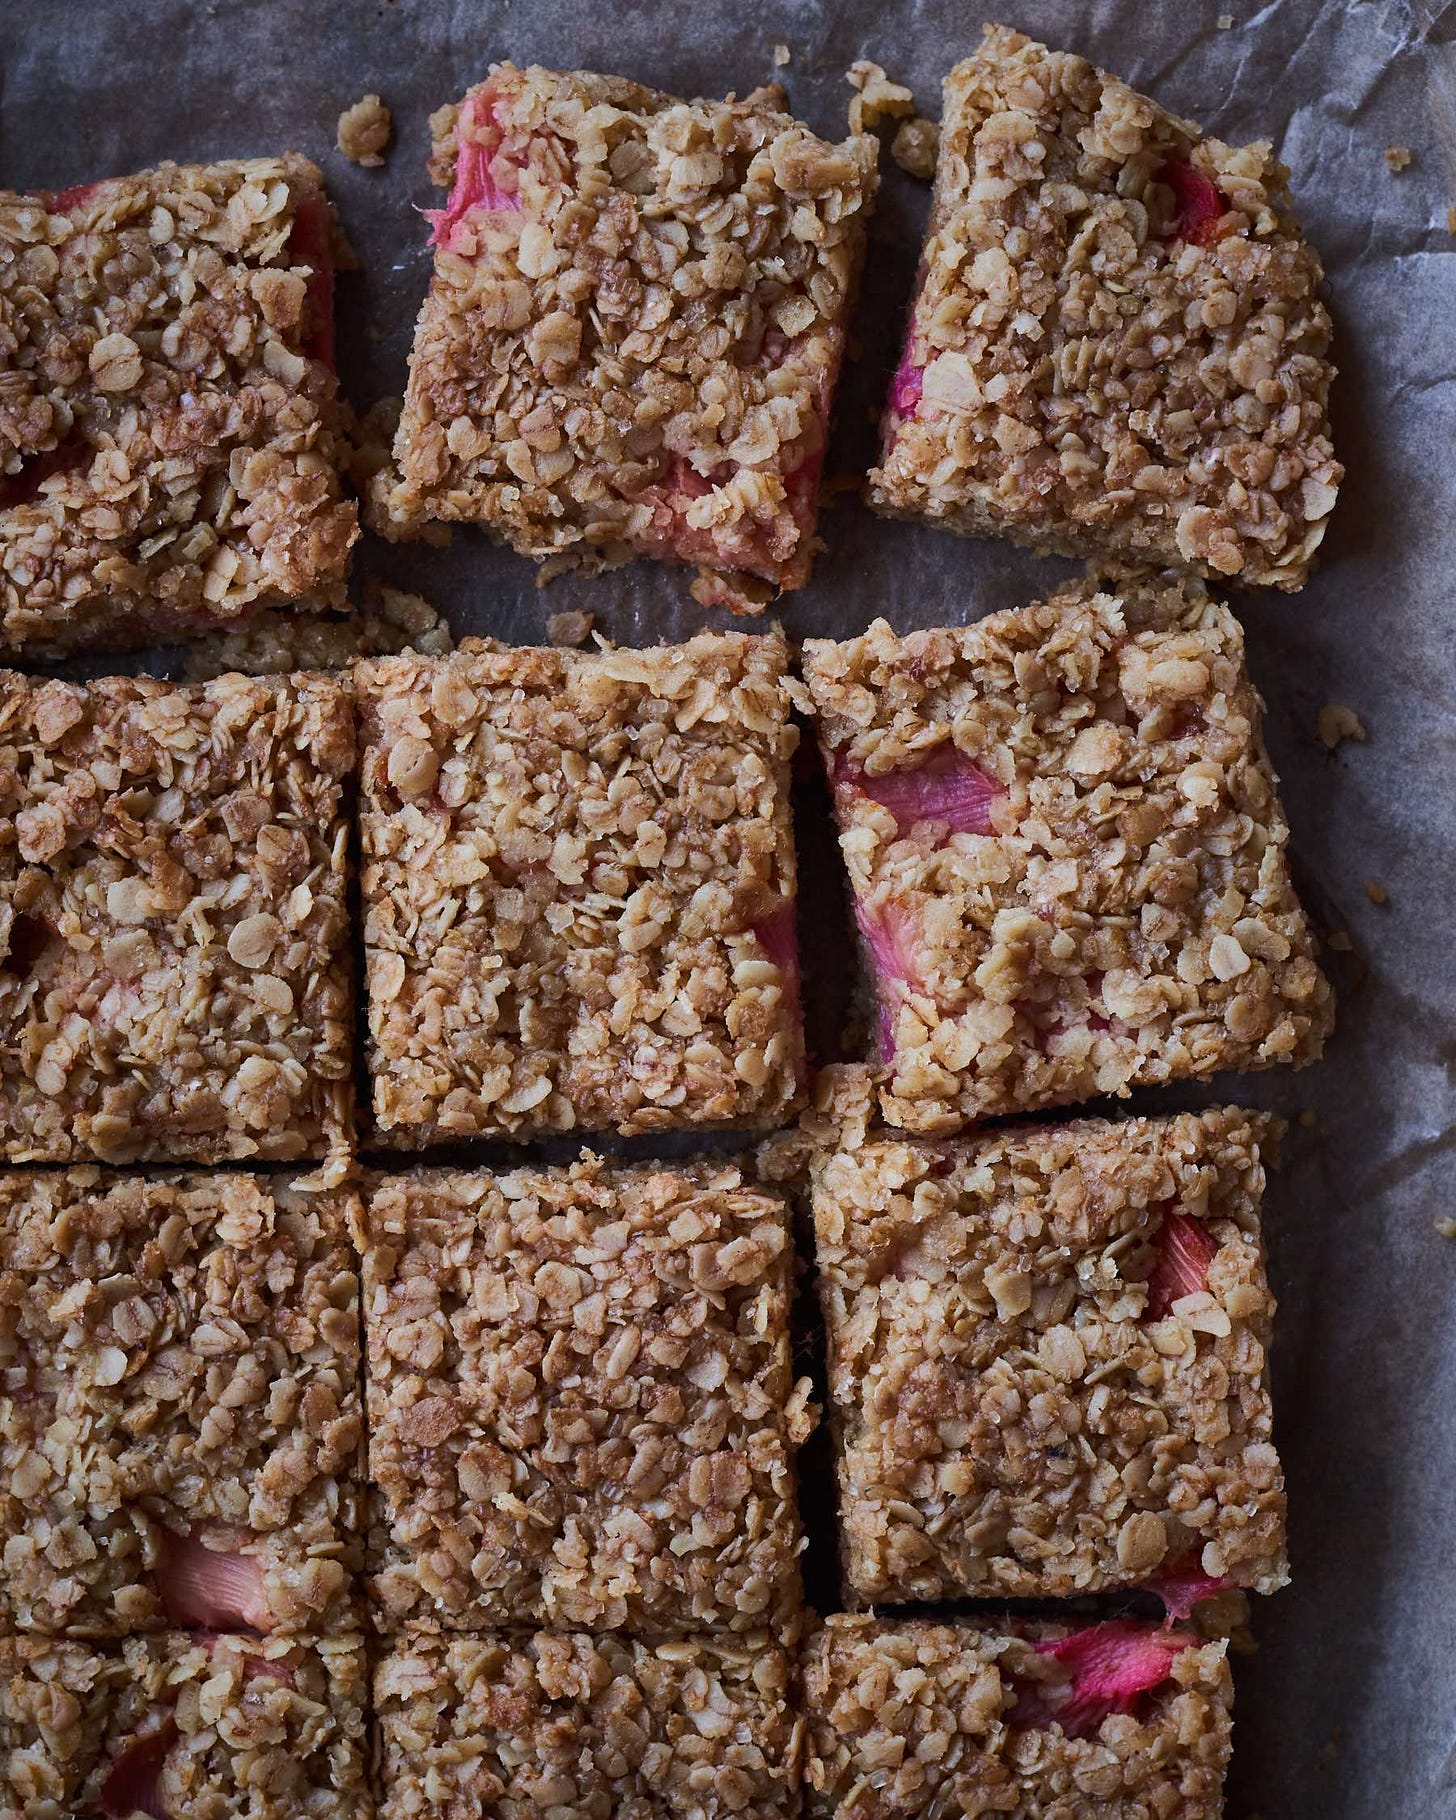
[337, 93, 392, 166]
[772, 42, 791, 67]
[1298, 1109, 1317, 1129]
[847, 60, 916, 134]
[1436, 1217, 1456, 1239]
[545, 609, 595, 647]
[1384, 145, 1412, 172]
[1327, 930, 1353, 951]
[1317, 702, 1367, 749]
[1448, 206, 1456, 234]
[183, 584, 451, 679]
[1364, 880, 1390, 905]
[891, 116, 940, 180]
[1217, 13, 1234, 27]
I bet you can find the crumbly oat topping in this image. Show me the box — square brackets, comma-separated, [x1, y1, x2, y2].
[544, 607, 594, 647]
[1383, 145, 1412, 172]
[804, 1613, 1232, 1819]
[0, 158, 358, 653]
[800, 573, 1334, 1131]
[181, 583, 452, 679]
[1363, 879, 1388, 905]
[375, 1629, 800, 1818]
[847, 61, 916, 136]
[359, 1156, 812, 1638]
[812, 1107, 1287, 1605]
[382, 64, 877, 604]
[1315, 701, 1365, 749]
[356, 632, 803, 1142]
[0, 1631, 367, 1820]
[868, 24, 1341, 591]
[891, 117, 941, 182]
[337, 93, 393, 167]
[0, 669, 356, 1167]
[0, 1171, 363, 1637]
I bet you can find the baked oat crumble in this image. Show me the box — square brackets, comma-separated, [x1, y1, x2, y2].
[1316, 701, 1365, 750]
[181, 583, 451, 679]
[891, 117, 941, 181]
[1384, 145, 1412, 172]
[356, 631, 803, 1143]
[359, 1156, 812, 1639]
[544, 606, 595, 647]
[869, 24, 1341, 590]
[812, 1107, 1287, 1606]
[375, 1629, 800, 1818]
[805, 1613, 1232, 1818]
[0, 1170, 363, 1638]
[337, 93, 393, 167]
[800, 572, 1334, 1132]
[0, 669, 356, 1168]
[1363, 879, 1389, 905]
[381, 64, 877, 607]
[0, 158, 358, 652]
[0, 1631, 367, 1820]
[847, 61, 916, 136]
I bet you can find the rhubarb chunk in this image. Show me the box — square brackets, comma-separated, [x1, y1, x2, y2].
[805, 1615, 1233, 1819]
[868, 23, 1340, 590]
[802, 576, 1334, 1131]
[0, 158, 356, 653]
[811, 1108, 1289, 1604]
[0, 1172, 363, 1638]
[382, 64, 877, 604]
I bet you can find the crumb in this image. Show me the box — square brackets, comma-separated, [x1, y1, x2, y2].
[690, 566, 776, 613]
[1384, 145, 1412, 172]
[1297, 1109, 1317, 1129]
[1447, 206, 1456, 234]
[1217, 12, 1233, 26]
[1316, 702, 1367, 749]
[337, 93, 392, 166]
[891, 116, 940, 180]
[1436, 1217, 1456, 1240]
[1364, 880, 1389, 905]
[847, 59, 916, 134]
[772, 42, 790, 67]
[182, 584, 451, 679]
[545, 608, 594, 647]
[1327, 930, 1353, 952]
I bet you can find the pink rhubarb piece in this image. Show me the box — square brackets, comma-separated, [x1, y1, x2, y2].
[100, 1719, 175, 1820]
[1145, 1209, 1219, 1320]
[1012, 1620, 1196, 1740]
[889, 352, 924, 418]
[426, 88, 522, 253]
[836, 748, 1003, 838]
[1148, 1551, 1232, 1621]
[1159, 159, 1226, 247]
[154, 1528, 273, 1633]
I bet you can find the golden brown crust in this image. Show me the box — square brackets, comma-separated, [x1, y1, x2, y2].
[869, 25, 1340, 590]
[0, 669, 356, 1168]
[812, 1108, 1287, 1603]
[360, 1157, 811, 1640]
[0, 158, 358, 653]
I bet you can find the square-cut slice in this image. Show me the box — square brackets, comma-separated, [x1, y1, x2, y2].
[381, 64, 877, 607]
[0, 669, 356, 1166]
[0, 1632, 368, 1820]
[801, 574, 1333, 1132]
[356, 633, 803, 1142]
[375, 1630, 798, 1819]
[805, 1614, 1232, 1819]
[0, 1171, 363, 1637]
[812, 1108, 1286, 1606]
[869, 24, 1340, 590]
[360, 1156, 811, 1637]
[0, 159, 358, 653]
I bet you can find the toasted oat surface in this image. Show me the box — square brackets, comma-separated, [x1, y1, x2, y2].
[869, 24, 1340, 590]
[0, 1171, 364, 1637]
[0, 669, 356, 1167]
[0, 1631, 368, 1820]
[800, 572, 1333, 1131]
[382, 64, 876, 603]
[804, 1613, 1232, 1819]
[356, 632, 803, 1142]
[359, 1156, 810, 1638]
[0, 158, 357, 653]
[812, 1108, 1286, 1604]
[374, 1629, 799, 1818]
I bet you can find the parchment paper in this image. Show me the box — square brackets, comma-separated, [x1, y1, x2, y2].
[3, 0, 1454, 1813]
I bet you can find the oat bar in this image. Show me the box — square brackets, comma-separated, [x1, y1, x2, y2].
[0, 1170, 363, 1637]
[356, 633, 803, 1143]
[869, 24, 1340, 590]
[381, 64, 876, 607]
[360, 1156, 811, 1637]
[800, 573, 1333, 1132]
[0, 1632, 368, 1820]
[0, 669, 355, 1166]
[0, 158, 357, 653]
[804, 1613, 1231, 1819]
[374, 1629, 798, 1819]
[812, 1108, 1286, 1606]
